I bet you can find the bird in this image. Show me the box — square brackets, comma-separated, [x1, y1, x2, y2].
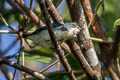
[23, 23, 80, 50]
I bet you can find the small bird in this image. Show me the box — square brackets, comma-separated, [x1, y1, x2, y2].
[23, 23, 80, 50]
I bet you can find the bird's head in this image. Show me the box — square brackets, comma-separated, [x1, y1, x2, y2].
[60, 23, 80, 38]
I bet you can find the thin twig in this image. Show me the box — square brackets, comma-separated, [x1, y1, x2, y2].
[77, 74, 86, 80]
[40, 53, 70, 73]
[40, 60, 59, 73]
[0, 30, 18, 34]
[12, 68, 17, 80]
[91, 37, 113, 43]
[101, 0, 105, 28]
[55, 0, 62, 8]
[0, 30, 35, 34]
[12, 47, 22, 80]
[17, 24, 27, 78]
[0, 12, 15, 30]
[12, 52, 21, 80]
[18, 30, 25, 66]
[30, 0, 33, 9]
[87, 0, 102, 28]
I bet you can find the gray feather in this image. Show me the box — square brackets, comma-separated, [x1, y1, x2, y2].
[24, 23, 80, 49]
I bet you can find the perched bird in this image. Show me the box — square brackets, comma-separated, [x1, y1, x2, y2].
[23, 23, 80, 50]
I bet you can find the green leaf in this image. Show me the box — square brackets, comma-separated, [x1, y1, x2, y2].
[24, 47, 54, 57]
[18, 55, 52, 64]
[113, 18, 120, 31]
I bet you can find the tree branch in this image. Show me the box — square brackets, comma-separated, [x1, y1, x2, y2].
[0, 58, 49, 80]
[66, 0, 104, 79]
[66, 39, 95, 79]
[15, 0, 45, 27]
[80, 0, 106, 39]
[37, 0, 77, 80]
[0, 30, 18, 34]
[109, 26, 120, 78]
[45, 0, 64, 24]
[0, 11, 15, 30]
[79, 0, 120, 79]
[111, 26, 120, 61]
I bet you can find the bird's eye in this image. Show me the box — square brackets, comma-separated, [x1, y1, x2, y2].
[61, 26, 68, 31]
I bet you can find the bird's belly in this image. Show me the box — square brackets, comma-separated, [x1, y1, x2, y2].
[27, 29, 70, 49]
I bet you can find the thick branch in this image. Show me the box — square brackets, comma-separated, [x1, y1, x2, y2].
[109, 26, 120, 78]
[45, 0, 64, 24]
[79, 0, 106, 39]
[37, 0, 77, 80]
[66, 0, 104, 80]
[0, 58, 48, 80]
[111, 26, 120, 59]
[15, 0, 45, 27]
[67, 39, 95, 79]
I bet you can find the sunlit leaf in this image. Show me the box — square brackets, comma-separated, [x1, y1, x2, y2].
[113, 18, 120, 31]
[24, 47, 54, 57]
[18, 55, 52, 64]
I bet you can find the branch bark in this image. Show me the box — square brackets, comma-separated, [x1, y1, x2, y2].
[37, 0, 77, 80]
[45, 0, 64, 24]
[79, 0, 120, 79]
[66, 0, 104, 80]
[79, 0, 106, 39]
[0, 58, 49, 80]
[109, 26, 120, 79]
[0, 64, 13, 80]
[66, 39, 96, 79]
[15, 0, 45, 27]
[0, 54, 13, 80]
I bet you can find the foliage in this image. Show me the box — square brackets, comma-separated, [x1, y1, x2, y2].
[19, 54, 52, 64]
